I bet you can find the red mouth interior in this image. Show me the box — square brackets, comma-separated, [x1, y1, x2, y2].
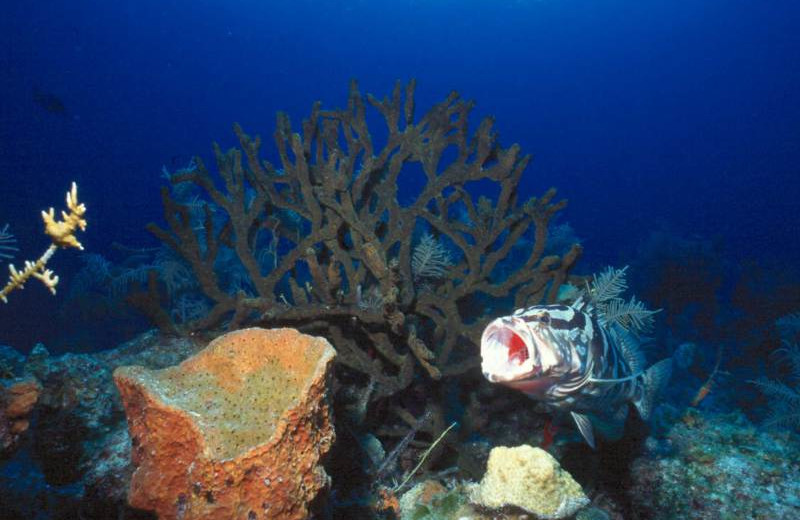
[506, 330, 529, 365]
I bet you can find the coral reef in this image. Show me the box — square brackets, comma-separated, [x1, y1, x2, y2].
[471, 444, 589, 519]
[144, 81, 581, 409]
[391, 445, 591, 520]
[628, 409, 800, 519]
[0, 182, 87, 303]
[1, 316, 799, 520]
[388, 409, 800, 520]
[113, 328, 336, 520]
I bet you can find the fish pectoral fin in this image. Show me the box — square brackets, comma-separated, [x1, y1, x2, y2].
[571, 412, 596, 449]
[633, 358, 673, 420]
[614, 404, 629, 423]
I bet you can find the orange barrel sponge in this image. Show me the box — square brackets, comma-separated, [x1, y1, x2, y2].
[113, 327, 336, 520]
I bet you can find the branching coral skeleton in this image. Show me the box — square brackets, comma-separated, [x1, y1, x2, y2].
[144, 81, 582, 428]
[0, 183, 87, 303]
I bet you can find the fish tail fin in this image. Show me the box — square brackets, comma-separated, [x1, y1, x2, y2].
[633, 358, 672, 420]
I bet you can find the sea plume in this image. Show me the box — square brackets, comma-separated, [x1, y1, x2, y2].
[751, 313, 800, 429]
[587, 265, 659, 334]
[0, 224, 17, 261]
[411, 233, 452, 281]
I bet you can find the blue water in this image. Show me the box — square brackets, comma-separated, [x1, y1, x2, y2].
[1, 0, 799, 346]
[2, 3, 800, 518]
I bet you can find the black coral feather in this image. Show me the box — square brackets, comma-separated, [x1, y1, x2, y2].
[412, 233, 452, 281]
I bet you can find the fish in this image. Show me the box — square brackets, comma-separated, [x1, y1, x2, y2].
[32, 86, 67, 115]
[480, 298, 672, 448]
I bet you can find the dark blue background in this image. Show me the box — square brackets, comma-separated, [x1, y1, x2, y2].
[2, 0, 799, 350]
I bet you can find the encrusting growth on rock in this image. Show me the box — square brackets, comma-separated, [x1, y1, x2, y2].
[0, 378, 41, 458]
[0, 182, 87, 303]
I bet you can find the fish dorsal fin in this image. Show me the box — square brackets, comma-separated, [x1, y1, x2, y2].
[570, 294, 594, 315]
[611, 325, 647, 374]
[633, 358, 673, 420]
[571, 412, 596, 449]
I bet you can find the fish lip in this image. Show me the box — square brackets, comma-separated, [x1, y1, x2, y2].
[482, 317, 532, 346]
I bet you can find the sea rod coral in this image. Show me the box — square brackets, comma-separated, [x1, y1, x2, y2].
[143, 81, 581, 409]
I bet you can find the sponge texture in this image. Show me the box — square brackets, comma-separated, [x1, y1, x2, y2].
[472, 444, 588, 519]
[114, 327, 336, 520]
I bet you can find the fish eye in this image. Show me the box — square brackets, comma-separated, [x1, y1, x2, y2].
[539, 313, 550, 324]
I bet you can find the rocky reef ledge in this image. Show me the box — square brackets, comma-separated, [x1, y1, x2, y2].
[2, 330, 800, 519]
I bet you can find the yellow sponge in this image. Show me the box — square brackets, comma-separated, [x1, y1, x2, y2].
[471, 444, 589, 519]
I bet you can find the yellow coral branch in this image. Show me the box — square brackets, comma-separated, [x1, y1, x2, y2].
[0, 183, 87, 303]
[42, 182, 87, 250]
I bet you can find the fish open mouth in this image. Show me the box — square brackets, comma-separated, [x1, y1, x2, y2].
[480, 319, 541, 382]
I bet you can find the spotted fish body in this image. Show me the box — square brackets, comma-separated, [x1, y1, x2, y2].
[480, 300, 671, 448]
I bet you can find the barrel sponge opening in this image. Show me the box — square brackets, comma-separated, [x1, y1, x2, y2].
[116, 327, 334, 459]
[113, 327, 337, 520]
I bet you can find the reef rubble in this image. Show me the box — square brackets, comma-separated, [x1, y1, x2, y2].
[628, 408, 800, 519]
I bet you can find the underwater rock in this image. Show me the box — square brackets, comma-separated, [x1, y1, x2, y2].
[80, 427, 141, 520]
[0, 378, 40, 457]
[32, 401, 88, 485]
[23, 342, 51, 380]
[0, 345, 25, 378]
[30, 351, 116, 486]
[629, 410, 800, 519]
[0, 331, 204, 519]
[471, 444, 589, 519]
[114, 327, 337, 520]
[399, 480, 465, 520]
